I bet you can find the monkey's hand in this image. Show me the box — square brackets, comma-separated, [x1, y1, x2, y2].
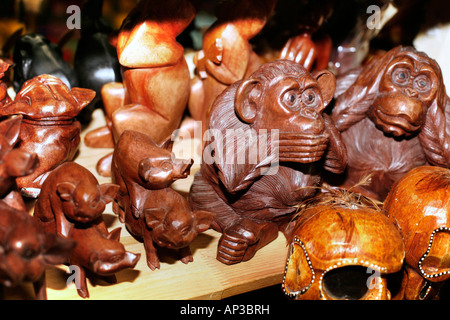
[280, 33, 316, 71]
[216, 219, 278, 265]
[277, 132, 329, 164]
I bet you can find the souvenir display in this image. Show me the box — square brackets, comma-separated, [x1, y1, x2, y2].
[0, 74, 95, 197]
[189, 59, 347, 265]
[383, 166, 450, 300]
[112, 130, 213, 270]
[328, 46, 450, 201]
[1, 0, 449, 302]
[282, 190, 404, 300]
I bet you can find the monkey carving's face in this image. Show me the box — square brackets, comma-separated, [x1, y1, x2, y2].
[234, 61, 336, 164]
[368, 54, 439, 137]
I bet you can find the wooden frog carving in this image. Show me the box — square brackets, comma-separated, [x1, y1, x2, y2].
[189, 60, 347, 265]
[0, 74, 95, 197]
[328, 46, 450, 201]
[84, 0, 197, 176]
[112, 130, 213, 270]
[0, 193, 75, 300]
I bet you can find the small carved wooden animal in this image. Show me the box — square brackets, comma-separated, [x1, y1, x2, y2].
[34, 161, 119, 237]
[112, 130, 193, 221]
[0, 193, 75, 300]
[119, 187, 213, 270]
[112, 130, 213, 270]
[0, 74, 95, 197]
[68, 224, 140, 299]
[189, 59, 347, 265]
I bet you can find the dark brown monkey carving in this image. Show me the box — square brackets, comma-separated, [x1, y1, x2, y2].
[329, 46, 450, 201]
[188, 0, 276, 135]
[189, 59, 347, 265]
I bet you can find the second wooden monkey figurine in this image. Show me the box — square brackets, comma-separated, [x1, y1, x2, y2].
[189, 59, 347, 265]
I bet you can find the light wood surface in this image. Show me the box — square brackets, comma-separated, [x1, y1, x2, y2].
[4, 108, 288, 300]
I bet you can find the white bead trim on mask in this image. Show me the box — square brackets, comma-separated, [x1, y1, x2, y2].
[419, 226, 450, 279]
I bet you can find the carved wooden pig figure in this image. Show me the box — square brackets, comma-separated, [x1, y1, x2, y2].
[112, 130, 213, 270]
[0, 194, 75, 300]
[0, 74, 96, 197]
[112, 130, 193, 221]
[122, 187, 213, 270]
[34, 161, 119, 237]
[68, 224, 140, 299]
[0, 116, 38, 198]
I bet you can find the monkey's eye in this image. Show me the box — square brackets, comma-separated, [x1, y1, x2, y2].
[301, 89, 318, 107]
[414, 74, 431, 92]
[282, 90, 302, 111]
[392, 67, 410, 85]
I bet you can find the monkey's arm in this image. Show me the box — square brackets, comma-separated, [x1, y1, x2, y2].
[418, 101, 450, 167]
[331, 86, 376, 132]
[213, 132, 278, 194]
[322, 114, 348, 174]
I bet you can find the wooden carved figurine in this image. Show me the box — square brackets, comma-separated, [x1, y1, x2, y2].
[84, 0, 197, 176]
[383, 166, 450, 300]
[328, 46, 450, 201]
[277, 0, 334, 71]
[0, 116, 38, 198]
[34, 161, 119, 237]
[0, 74, 96, 197]
[67, 220, 141, 298]
[34, 161, 140, 298]
[189, 60, 347, 265]
[0, 59, 12, 107]
[112, 130, 214, 270]
[73, 0, 122, 123]
[13, 33, 79, 92]
[0, 193, 75, 300]
[188, 0, 276, 135]
[282, 190, 404, 300]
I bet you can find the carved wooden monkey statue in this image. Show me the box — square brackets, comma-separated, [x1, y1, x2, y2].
[189, 60, 347, 265]
[329, 46, 450, 201]
[188, 0, 276, 135]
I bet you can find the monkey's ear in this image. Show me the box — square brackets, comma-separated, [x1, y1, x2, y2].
[234, 78, 261, 124]
[312, 70, 336, 107]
